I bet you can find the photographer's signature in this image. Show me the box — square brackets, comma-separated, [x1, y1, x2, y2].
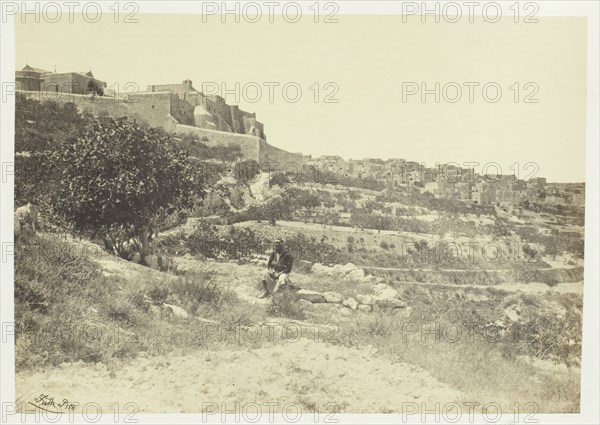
[29, 394, 77, 414]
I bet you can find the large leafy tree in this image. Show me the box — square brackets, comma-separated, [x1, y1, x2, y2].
[52, 118, 201, 262]
[15, 98, 92, 210]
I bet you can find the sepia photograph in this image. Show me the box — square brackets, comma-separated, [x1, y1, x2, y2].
[1, 1, 599, 423]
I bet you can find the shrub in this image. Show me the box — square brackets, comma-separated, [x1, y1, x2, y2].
[170, 273, 236, 314]
[268, 289, 306, 320]
[186, 224, 265, 260]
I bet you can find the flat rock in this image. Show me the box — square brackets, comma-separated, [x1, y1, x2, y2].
[296, 290, 325, 303]
[373, 283, 398, 300]
[342, 297, 358, 310]
[392, 306, 413, 319]
[374, 298, 407, 309]
[340, 263, 359, 274]
[356, 294, 374, 306]
[163, 303, 189, 318]
[344, 269, 365, 281]
[311, 263, 332, 275]
[357, 304, 372, 313]
[365, 274, 378, 283]
[323, 291, 344, 303]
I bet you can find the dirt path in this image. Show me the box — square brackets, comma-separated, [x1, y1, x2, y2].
[17, 337, 462, 414]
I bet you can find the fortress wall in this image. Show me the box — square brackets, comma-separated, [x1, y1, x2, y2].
[259, 140, 304, 171]
[229, 104, 245, 134]
[17, 90, 302, 168]
[204, 96, 234, 130]
[170, 94, 195, 126]
[18, 90, 177, 130]
[174, 124, 261, 163]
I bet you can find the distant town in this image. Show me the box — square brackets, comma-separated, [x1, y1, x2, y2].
[301, 156, 585, 210]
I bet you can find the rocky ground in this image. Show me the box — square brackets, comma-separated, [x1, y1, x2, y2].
[15, 234, 582, 414]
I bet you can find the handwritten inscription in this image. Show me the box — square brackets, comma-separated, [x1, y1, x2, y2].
[30, 394, 77, 413]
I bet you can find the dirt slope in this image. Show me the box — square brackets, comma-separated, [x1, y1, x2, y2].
[17, 337, 462, 414]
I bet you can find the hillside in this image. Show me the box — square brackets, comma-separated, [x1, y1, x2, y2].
[13, 98, 584, 414]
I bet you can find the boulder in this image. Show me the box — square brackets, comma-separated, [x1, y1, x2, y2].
[375, 298, 407, 309]
[365, 274, 378, 283]
[342, 297, 358, 310]
[298, 299, 315, 309]
[296, 290, 325, 303]
[332, 264, 345, 276]
[340, 263, 359, 275]
[344, 269, 365, 282]
[14, 203, 42, 236]
[323, 291, 344, 303]
[373, 283, 398, 300]
[357, 304, 372, 313]
[356, 294, 374, 306]
[393, 306, 413, 319]
[311, 263, 332, 275]
[163, 303, 189, 318]
[337, 305, 352, 316]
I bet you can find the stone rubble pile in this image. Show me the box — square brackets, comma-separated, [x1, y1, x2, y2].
[295, 263, 411, 316]
[311, 262, 385, 284]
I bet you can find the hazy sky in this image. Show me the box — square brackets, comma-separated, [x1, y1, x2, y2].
[16, 15, 587, 182]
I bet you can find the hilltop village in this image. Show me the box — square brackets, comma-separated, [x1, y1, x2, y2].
[16, 65, 584, 211]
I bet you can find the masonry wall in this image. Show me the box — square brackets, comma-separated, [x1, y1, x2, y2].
[174, 124, 262, 163]
[18, 89, 302, 167]
[170, 95, 195, 126]
[204, 95, 234, 131]
[16, 70, 44, 91]
[18, 90, 177, 130]
[259, 140, 304, 171]
[43, 73, 106, 95]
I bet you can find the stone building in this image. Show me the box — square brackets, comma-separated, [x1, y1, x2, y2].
[15, 65, 48, 91]
[147, 80, 265, 140]
[16, 65, 106, 95]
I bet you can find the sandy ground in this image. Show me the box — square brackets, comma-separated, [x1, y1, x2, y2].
[17, 337, 462, 414]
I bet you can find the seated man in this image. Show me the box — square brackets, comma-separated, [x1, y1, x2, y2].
[259, 239, 293, 298]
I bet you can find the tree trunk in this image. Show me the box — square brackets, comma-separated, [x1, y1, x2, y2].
[139, 228, 152, 265]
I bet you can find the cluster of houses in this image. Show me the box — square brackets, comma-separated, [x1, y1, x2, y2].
[304, 156, 584, 209]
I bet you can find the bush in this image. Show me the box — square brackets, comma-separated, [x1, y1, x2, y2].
[170, 273, 236, 314]
[186, 224, 265, 260]
[268, 289, 306, 320]
[284, 233, 340, 264]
